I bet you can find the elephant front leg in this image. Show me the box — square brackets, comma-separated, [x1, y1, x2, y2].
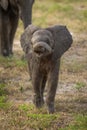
[2, 22, 10, 56]
[0, 8, 2, 55]
[40, 76, 47, 103]
[9, 12, 19, 55]
[32, 70, 44, 108]
[46, 60, 60, 113]
[1, 12, 11, 56]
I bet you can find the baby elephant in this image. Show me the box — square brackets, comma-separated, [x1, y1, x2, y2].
[20, 24, 73, 113]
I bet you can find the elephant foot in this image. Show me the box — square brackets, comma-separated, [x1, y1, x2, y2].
[33, 95, 44, 108]
[46, 102, 55, 114]
[3, 49, 10, 57]
[2, 49, 13, 57]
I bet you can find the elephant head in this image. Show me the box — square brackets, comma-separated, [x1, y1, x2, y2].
[21, 24, 73, 59]
[0, 0, 8, 10]
[31, 29, 54, 57]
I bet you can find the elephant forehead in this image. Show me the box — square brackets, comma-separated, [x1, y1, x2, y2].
[33, 29, 53, 37]
[31, 35, 51, 44]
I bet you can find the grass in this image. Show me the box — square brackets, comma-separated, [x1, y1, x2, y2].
[66, 61, 87, 73]
[1, 103, 87, 130]
[0, 84, 10, 110]
[31, 0, 87, 33]
[74, 82, 86, 90]
[15, 0, 87, 36]
[0, 83, 6, 96]
[0, 56, 27, 68]
[15, 0, 87, 37]
[59, 114, 87, 130]
[0, 83, 10, 109]
[0, 96, 10, 109]
[26, 113, 58, 129]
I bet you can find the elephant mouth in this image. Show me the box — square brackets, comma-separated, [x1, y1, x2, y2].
[33, 42, 53, 57]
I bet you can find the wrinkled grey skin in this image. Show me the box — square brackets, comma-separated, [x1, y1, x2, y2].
[21, 25, 73, 113]
[0, 0, 34, 56]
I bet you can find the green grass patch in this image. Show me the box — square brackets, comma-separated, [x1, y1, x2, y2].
[15, 59, 27, 67]
[59, 114, 87, 130]
[19, 104, 60, 129]
[19, 104, 34, 112]
[0, 56, 27, 68]
[74, 82, 86, 90]
[0, 83, 10, 109]
[0, 83, 7, 96]
[33, 1, 74, 22]
[0, 96, 10, 109]
[27, 113, 58, 129]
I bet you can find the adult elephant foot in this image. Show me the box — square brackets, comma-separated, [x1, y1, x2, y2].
[2, 48, 13, 57]
[2, 48, 9, 56]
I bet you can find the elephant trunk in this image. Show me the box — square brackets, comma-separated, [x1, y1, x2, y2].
[33, 42, 52, 54]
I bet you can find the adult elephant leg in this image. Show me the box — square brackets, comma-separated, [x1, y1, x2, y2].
[2, 12, 10, 56]
[9, 12, 19, 55]
[0, 7, 2, 55]
[20, 0, 35, 28]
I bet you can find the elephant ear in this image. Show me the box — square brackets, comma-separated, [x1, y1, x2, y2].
[0, 0, 8, 10]
[20, 24, 40, 54]
[46, 25, 73, 60]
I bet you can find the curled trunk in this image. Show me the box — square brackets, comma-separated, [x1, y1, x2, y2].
[33, 42, 52, 54]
